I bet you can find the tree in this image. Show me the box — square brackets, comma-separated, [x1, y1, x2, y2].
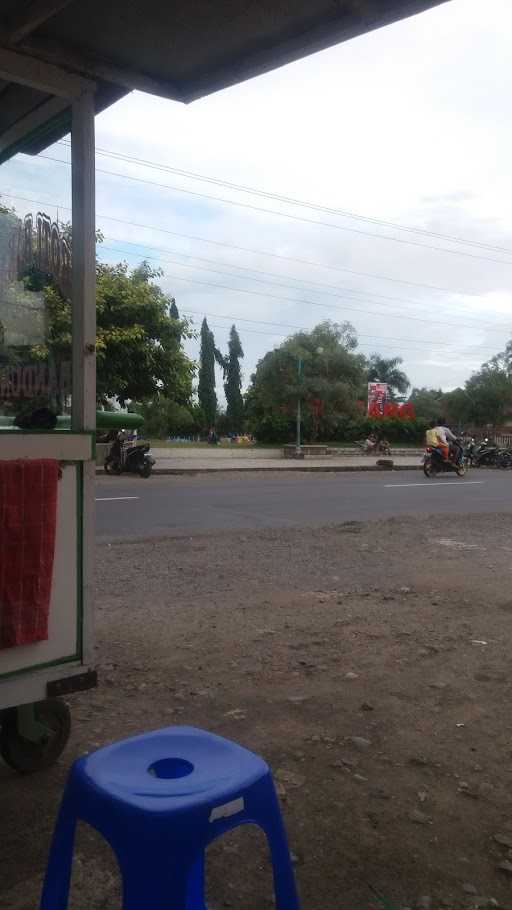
[464, 364, 512, 427]
[246, 321, 366, 441]
[409, 387, 445, 423]
[139, 397, 201, 438]
[222, 324, 244, 432]
[366, 355, 410, 399]
[198, 318, 217, 426]
[27, 259, 195, 407]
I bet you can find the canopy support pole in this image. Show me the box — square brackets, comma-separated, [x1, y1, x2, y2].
[72, 91, 96, 665]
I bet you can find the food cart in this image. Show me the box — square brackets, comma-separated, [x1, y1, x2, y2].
[0, 0, 440, 773]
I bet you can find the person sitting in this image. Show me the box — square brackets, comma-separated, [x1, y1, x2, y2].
[365, 433, 377, 453]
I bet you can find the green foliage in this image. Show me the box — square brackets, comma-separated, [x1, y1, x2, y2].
[252, 412, 296, 444]
[139, 397, 202, 438]
[223, 324, 244, 432]
[95, 261, 194, 406]
[246, 321, 366, 441]
[444, 348, 512, 428]
[366, 354, 410, 399]
[409, 387, 445, 422]
[198, 318, 217, 426]
[26, 259, 195, 407]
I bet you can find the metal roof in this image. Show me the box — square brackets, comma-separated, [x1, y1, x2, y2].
[0, 0, 448, 163]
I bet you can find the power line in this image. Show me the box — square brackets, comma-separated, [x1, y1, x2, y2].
[3, 189, 510, 339]
[179, 306, 501, 355]
[99, 243, 509, 336]
[97, 245, 508, 338]
[57, 140, 512, 258]
[1, 191, 497, 298]
[101, 235, 506, 330]
[201, 319, 497, 358]
[36, 153, 512, 267]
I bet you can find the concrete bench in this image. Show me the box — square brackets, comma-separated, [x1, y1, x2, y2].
[283, 444, 329, 459]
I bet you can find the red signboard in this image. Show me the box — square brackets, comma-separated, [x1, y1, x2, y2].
[368, 382, 388, 415]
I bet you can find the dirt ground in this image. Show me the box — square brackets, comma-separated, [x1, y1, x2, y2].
[2, 512, 512, 909]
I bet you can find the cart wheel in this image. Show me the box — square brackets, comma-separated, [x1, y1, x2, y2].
[0, 699, 71, 773]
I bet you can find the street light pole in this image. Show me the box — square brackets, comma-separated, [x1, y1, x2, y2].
[296, 357, 303, 456]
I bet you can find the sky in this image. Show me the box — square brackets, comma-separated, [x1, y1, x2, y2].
[2, 0, 512, 402]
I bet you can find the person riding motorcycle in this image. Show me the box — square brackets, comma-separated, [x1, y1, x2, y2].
[426, 419, 459, 462]
[435, 418, 462, 463]
[426, 420, 448, 460]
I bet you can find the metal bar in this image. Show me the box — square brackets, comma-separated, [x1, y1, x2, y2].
[0, 94, 69, 156]
[0, 46, 95, 98]
[71, 91, 96, 667]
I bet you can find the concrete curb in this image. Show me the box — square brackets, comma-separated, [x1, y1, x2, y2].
[97, 463, 422, 476]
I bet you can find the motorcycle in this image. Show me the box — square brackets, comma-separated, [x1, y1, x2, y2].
[355, 438, 391, 456]
[472, 438, 500, 467]
[423, 443, 466, 478]
[104, 435, 155, 477]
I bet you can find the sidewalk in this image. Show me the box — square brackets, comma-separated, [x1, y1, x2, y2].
[97, 447, 423, 475]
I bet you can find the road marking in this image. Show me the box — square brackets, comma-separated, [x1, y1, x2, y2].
[385, 481, 484, 488]
[95, 496, 140, 502]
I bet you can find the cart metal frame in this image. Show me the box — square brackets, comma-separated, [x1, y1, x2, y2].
[0, 59, 97, 769]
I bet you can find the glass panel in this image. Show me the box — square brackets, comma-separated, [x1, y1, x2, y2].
[0, 207, 72, 429]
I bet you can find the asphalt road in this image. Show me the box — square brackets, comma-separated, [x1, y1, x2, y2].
[95, 468, 511, 540]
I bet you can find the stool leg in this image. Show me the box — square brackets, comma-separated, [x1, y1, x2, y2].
[39, 797, 77, 910]
[186, 853, 207, 910]
[247, 777, 300, 910]
[265, 816, 300, 910]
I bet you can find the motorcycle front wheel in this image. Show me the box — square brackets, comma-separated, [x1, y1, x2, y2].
[139, 461, 152, 478]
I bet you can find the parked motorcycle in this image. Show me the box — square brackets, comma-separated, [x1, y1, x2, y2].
[104, 434, 155, 477]
[472, 438, 500, 467]
[423, 444, 466, 478]
[355, 438, 391, 456]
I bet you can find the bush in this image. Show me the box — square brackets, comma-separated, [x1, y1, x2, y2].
[252, 413, 295, 444]
[337, 415, 427, 443]
[251, 411, 427, 445]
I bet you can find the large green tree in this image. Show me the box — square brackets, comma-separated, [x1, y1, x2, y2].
[221, 324, 244, 432]
[198, 318, 217, 426]
[366, 354, 410, 399]
[29, 260, 194, 407]
[409, 387, 445, 422]
[246, 321, 366, 440]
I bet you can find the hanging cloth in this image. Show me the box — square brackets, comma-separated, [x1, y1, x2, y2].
[0, 459, 59, 649]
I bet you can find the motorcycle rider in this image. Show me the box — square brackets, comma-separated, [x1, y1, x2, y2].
[436, 417, 460, 463]
[426, 420, 447, 460]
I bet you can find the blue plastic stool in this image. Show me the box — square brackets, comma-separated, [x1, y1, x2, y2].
[40, 726, 300, 909]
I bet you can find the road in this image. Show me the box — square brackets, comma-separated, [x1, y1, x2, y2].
[95, 468, 510, 540]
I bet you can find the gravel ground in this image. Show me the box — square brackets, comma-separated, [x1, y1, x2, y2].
[2, 513, 512, 909]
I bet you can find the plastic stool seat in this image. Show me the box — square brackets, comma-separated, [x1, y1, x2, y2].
[84, 726, 268, 811]
[40, 726, 300, 909]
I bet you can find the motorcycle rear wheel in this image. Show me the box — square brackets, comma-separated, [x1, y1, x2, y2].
[104, 459, 122, 475]
[423, 460, 437, 478]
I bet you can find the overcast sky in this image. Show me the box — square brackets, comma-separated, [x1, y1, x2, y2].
[2, 0, 512, 401]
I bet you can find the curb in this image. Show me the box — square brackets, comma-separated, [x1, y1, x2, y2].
[96, 464, 422, 476]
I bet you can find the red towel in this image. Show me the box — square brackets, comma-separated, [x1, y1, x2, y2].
[0, 459, 59, 649]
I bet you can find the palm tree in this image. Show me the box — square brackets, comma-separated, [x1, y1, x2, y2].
[366, 355, 410, 399]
